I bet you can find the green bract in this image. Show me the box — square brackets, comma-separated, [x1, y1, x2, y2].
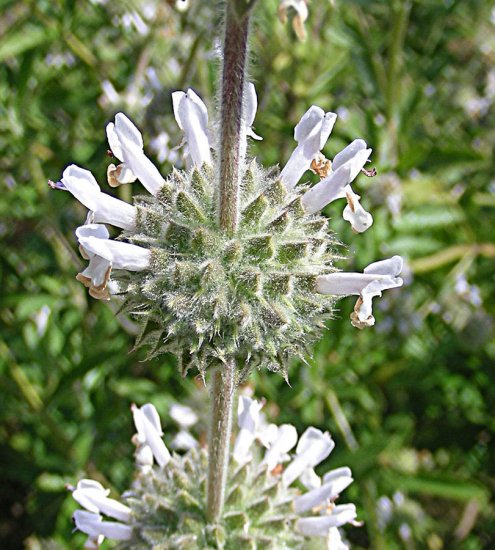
[119, 447, 306, 550]
[116, 160, 340, 379]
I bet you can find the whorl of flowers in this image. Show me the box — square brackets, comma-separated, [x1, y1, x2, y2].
[52, 84, 403, 379]
[70, 397, 357, 549]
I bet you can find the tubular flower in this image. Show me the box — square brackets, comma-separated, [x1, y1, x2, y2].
[316, 256, 404, 328]
[52, 85, 403, 379]
[70, 398, 356, 548]
[278, 0, 310, 41]
[69, 481, 133, 548]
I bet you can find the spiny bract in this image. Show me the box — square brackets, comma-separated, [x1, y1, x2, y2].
[116, 159, 340, 380]
[118, 447, 308, 550]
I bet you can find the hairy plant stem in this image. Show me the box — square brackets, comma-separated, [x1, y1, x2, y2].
[207, 0, 254, 524]
[206, 360, 236, 523]
[217, 0, 251, 236]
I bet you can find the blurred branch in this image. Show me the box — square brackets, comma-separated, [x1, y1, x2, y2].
[1, 341, 72, 453]
[410, 243, 495, 273]
[325, 388, 358, 452]
[454, 499, 480, 541]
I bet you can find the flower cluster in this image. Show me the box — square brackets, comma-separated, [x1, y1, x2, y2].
[70, 397, 357, 549]
[52, 84, 403, 377]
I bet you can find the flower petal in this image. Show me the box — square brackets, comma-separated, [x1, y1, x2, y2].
[245, 83, 262, 140]
[72, 481, 131, 522]
[332, 139, 368, 171]
[169, 403, 198, 429]
[294, 473, 353, 513]
[364, 255, 403, 276]
[295, 504, 357, 536]
[301, 164, 352, 215]
[131, 404, 171, 467]
[262, 424, 298, 470]
[342, 187, 373, 233]
[73, 511, 133, 541]
[282, 428, 334, 486]
[78, 237, 151, 271]
[62, 165, 136, 230]
[280, 106, 337, 190]
[113, 113, 144, 152]
[233, 396, 263, 464]
[172, 89, 211, 168]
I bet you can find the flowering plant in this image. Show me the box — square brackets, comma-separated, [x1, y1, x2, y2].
[50, 0, 405, 546]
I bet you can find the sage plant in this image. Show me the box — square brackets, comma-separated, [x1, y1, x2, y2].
[54, 1, 404, 547]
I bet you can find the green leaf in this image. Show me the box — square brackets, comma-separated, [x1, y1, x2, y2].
[0, 25, 56, 61]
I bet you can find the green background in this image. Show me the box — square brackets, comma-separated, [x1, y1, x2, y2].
[1, 0, 494, 548]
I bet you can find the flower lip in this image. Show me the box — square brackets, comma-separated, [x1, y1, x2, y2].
[61, 165, 136, 230]
[78, 236, 151, 272]
[131, 403, 171, 468]
[172, 88, 211, 168]
[316, 256, 404, 328]
[112, 116, 165, 195]
[295, 503, 358, 536]
[72, 510, 133, 541]
[282, 427, 335, 486]
[72, 479, 132, 522]
[280, 105, 337, 190]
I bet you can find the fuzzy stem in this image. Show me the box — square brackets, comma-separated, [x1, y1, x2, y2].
[217, 0, 252, 236]
[206, 360, 236, 523]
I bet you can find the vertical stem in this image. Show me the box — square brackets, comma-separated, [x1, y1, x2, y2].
[207, 0, 255, 524]
[218, 1, 251, 236]
[207, 360, 236, 522]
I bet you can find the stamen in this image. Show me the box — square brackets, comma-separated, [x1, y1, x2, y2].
[310, 154, 332, 179]
[48, 179, 67, 190]
[361, 167, 377, 177]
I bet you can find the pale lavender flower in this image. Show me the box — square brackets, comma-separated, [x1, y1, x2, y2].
[317, 256, 404, 328]
[70, 481, 133, 547]
[280, 105, 337, 190]
[172, 88, 212, 168]
[278, 0, 309, 41]
[131, 403, 171, 469]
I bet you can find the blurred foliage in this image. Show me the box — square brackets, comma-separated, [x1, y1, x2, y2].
[1, 0, 494, 548]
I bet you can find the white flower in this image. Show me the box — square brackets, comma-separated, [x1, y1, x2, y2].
[70, 480, 133, 547]
[295, 504, 357, 536]
[343, 186, 373, 233]
[60, 165, 136, 230]
[169, 403, 199, 429]
[106, 114, 142, 187]
[112, 113, 166, 195]
[261, 423, 298, 470]
[301, 139, 373, 232]
[278, 0, 309, 41]
[172, 88, 212, 168]
[316, 256, 404, 328]
[233, 395, 264, 464]
[239, 83, 263, 165]
[75, 224, 112, 300]
[74, 222, 150, 301]
[171, 430, 198, 451]
[282, 427, 334, 486]
[280, 105, 337, 190]
[244, 83, 262, 142]
[326, 527, 351, 550]
[294, 467, 353, 513]
[72, 479, 132, 522]
[240, 397, 357, 542]
[300, 467, 322, 490]
[77, 233, 151, 272]
[169, 403, 199, 451]
[73, 510, 133, 541]
[131, 403, 171, 468]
